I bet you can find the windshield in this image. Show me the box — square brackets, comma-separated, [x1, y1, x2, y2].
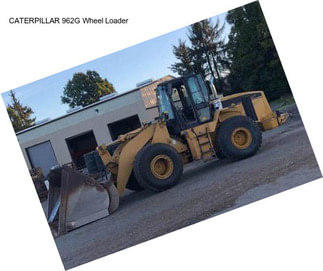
[186, 77, 206, 104]
[156, 85, 175, 119]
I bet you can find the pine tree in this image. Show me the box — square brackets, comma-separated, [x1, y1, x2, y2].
[170, 19, 227, 92]
[197, 18, 229, 92]
[189, 20, 216, 79]
[226, 1, 291, 100]
[61, 70, 115, 108]
[189, 19, 227, 80]
[170, 40, 194, 76]
[6, 90, 36, 132]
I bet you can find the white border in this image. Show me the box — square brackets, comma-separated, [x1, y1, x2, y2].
[0, 1, 322, 270]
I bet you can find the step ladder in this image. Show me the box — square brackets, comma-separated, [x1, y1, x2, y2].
[191, 127, 216, 161]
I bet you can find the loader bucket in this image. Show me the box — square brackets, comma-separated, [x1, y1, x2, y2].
[47, 165, 116, 236]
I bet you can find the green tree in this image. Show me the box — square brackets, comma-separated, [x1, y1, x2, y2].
[226, 1, 291, 100]
[6, 90, 36, 132]
[61, 70, 115, 108]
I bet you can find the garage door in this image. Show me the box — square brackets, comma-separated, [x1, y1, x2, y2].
[26, 141, 58, 177]
[65, 131, 98, 169]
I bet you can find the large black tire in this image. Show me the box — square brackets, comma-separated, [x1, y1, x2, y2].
[215, 116, 262, 160]
[126, 171, 144, 191]
[134, 143, 183, 192]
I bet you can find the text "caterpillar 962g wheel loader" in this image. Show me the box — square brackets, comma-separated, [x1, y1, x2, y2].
[47, 74, 288, 235]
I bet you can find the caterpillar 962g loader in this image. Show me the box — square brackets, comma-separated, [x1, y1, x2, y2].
[47, 74, 288, 235]
[97, 74, 288, 195]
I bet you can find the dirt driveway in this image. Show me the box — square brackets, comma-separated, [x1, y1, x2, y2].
[55, 104, 321, 269]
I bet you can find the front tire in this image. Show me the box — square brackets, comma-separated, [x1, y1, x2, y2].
[215, 148, 226, 159]
[126, 171, 144, 191]
[215, 116, 262, 160]
[134, 143, 183, 192]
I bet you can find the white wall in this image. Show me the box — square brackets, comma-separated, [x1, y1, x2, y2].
[17, 90, 149, 169]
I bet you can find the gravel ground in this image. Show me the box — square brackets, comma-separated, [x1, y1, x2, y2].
[54, 103, 321, 269]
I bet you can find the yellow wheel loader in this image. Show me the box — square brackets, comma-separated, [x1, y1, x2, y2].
[47, 74, 288, 235]
[97, 74, 288, 195]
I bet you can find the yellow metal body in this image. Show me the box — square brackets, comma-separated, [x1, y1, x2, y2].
[97, 90, 288, 196]
[220, 91, 288, 129]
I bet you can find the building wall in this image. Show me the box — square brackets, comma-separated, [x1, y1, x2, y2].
[17, 90, 150, 170]
[146, 107, 159, 121]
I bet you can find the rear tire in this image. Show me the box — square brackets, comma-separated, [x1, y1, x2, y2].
[134, 143, 183, 192]
[215, 116, 262, 160]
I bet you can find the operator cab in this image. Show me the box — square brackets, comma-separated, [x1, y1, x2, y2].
[156, 74, 218, 136]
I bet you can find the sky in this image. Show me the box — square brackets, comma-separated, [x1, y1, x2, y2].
[2, 12, 230, 121]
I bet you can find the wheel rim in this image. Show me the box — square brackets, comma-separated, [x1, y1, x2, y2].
[150, 154, 174, 179]
[231, 127, 252, 149]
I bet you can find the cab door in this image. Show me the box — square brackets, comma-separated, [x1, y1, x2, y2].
[184, 75, 212, 123]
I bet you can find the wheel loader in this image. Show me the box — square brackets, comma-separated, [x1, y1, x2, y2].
[47, 73, 288, 235]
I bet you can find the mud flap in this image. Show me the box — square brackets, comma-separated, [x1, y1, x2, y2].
[47, 166, 111, 236]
